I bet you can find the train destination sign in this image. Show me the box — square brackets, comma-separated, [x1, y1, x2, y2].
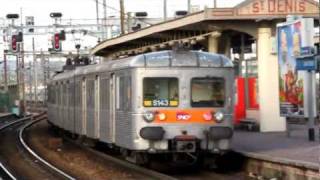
[236, 0, 318, 16]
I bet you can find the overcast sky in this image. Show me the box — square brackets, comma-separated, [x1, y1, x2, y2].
[0, 0, 246, 59]
[0, 0, 318, 64]
[0, 0, 245, 25]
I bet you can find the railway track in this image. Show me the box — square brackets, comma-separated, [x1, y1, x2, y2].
[63, 127, 247, 180]
[29, 117, 178, 180]
[0, 112, 75, 180]
[0, 113, 246, 179]
[0, 162, 16, 180]
[68, 139, 178, 180]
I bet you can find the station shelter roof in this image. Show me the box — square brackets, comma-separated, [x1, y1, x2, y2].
[91, 0, 319, 58]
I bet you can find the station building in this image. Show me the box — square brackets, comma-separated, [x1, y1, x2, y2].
[91, 0, 320, 132]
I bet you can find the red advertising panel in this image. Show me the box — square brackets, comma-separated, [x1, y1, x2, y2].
[248, 77, 259, 109]
[234, 77, 246, 124]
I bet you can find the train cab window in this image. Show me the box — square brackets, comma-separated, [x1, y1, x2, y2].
[143, 78, 178, 107]
[191, 78, 225, 107]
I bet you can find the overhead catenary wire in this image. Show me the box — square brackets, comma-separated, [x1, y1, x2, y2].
[90, 0, 153, 26]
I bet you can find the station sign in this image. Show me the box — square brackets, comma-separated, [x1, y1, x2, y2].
[236, 0, 318, 16]
[277, 18, 316, 117]
[296, 55, 317, 71]
[299, 46, 315, 56]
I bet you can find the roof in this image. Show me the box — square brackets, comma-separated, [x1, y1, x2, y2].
[52, 50, 233, 82]
[91, 0, 319, 57]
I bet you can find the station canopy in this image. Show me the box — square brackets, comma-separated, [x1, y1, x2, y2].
[91, 0, 319, 59]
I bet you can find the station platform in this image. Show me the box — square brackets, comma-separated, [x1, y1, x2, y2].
[232, 125, 320, 179]
[0, 113, 13, 120]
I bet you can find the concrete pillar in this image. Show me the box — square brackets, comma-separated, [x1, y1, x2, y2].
[224, 36, 231, 58]
[208, 32, 221, 53]
[257, 26, 286, 132]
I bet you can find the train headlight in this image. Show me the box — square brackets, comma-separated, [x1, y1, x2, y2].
[143, 111, 155, 122]
[157, 112, 166, 121]
[203, 111, 213, 121]
[214, 111, 224, 123]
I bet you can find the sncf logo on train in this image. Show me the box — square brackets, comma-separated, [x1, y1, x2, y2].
[176, 112, 191, 121]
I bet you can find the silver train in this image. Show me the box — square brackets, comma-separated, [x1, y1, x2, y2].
[47, 50, 234, 165]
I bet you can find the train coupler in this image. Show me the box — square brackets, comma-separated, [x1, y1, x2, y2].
[173, 135, 197, 152]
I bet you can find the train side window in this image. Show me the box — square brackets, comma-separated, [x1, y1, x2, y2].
[116, 76, 131, 110]
[58, 83, 62, 105]
[100, 78, 110, 110]
[52, 86, 54, 104]
[47, 85, 51, 103]
[116, 77, 120, 110]
[191, 78, 225, 107]
[55, 83, 59, 105]
[143, 78, 178, 107]
[87, 79, 95, 110]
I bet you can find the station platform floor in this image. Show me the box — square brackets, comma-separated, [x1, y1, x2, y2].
[232, 125, 320, 170]
[0, 113, 12, 119]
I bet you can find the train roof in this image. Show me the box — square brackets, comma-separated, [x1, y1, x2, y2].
[51, 50, 233, 82]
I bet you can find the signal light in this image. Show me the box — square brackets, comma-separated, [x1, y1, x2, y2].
[135, 12, 148, 17]
[6, 14, 19, 19]
[50, 12, 62, 18]
[17, 32, 23, 42]
[53, 33, 61, 51]
[59, 30, 66, 41]
[11, 35, 17, 52]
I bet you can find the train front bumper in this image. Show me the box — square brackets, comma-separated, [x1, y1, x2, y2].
[139, 127, 165, 141]
[139, 126, 233, 152]
[139, 126, 233, 141]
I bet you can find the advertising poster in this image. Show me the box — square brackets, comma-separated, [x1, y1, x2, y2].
[277, 18, 316, 117]
[278, 21, 304, 116]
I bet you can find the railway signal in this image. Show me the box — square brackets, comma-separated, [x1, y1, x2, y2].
[53, 33, 61, 51]
[11, 35, 18, 52]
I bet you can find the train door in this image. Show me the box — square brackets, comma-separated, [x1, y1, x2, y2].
[99, 75, 112, 143]
[59, 82, 63, 127]
[74, 79, 82, 134]
[110, 73, 116, 143]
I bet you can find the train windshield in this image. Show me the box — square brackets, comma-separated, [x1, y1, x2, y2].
[143, 78, 179, 107]
[191, 78, 225, 107]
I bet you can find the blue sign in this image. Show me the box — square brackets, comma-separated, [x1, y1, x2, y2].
[300, 46, 315, 56]
[296, 56, 317, 71]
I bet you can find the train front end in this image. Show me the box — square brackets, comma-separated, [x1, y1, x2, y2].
[132, 51, 234, 164]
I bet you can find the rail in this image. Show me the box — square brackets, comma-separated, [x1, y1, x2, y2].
[66, 138, 178, 180]
[0, 116, 32, 180]
[19, 115, 76, 180]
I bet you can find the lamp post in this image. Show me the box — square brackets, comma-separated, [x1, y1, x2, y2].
[163, 0, 167, 21]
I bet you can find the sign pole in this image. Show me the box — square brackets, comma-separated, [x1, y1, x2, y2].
[307, 71, 315, 141]
[318, 0, 320, 142]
